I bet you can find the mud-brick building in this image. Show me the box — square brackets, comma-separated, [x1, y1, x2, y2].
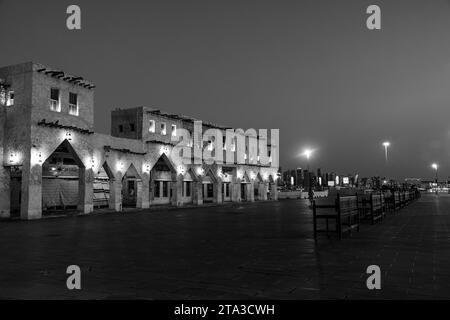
[0, 62, 279, 220]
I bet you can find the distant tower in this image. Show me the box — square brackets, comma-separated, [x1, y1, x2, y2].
[296, 168, 303, 187]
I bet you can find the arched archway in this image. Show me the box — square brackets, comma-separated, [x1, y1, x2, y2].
[202, 167, 219, 203]
[41, 139, 85, 215]
[254, 172, 263, 200]
[180, 167, 198, 205]
[240, 171, 251, 201]
[94, 161, 115, 209]
[122, 163, 142, 208]
[268, 174, 277, 200]
[150, 154, 177, 205]
[221, 167, 234, 202]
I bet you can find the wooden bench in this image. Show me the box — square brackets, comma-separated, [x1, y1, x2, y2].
[393, 191, 401, 211]
[313, 194, 360, 240]
[369, 193, 385, 224]
[383, 191, 395, 212]
[357, 192, 385, 223]
[408, 190, 418, 202]
[403, 191, 408, 207]
[404, 191, 409, 206]
[380, 192, 387, 213]
[357, 193, 370, 219]
[404, 190, 419, 204]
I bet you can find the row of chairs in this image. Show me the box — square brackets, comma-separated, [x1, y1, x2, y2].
[312, 190, 421, 240]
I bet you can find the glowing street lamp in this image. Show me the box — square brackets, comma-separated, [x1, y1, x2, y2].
[302, 148, 314, 193]
[382, 141, 390, 162]
[302, 149, 313, 169]
[431, 163, 439, 183]
[431, 163, 438, 194]
[303, 149, 313, 160]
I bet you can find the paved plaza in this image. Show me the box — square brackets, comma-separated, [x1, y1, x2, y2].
[1, 193, 450, 299]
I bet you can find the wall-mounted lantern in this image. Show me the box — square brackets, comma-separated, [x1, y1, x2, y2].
[196, 166, 204, 176]
[159, 145, 170, 155]
[9, 152, 19, 164]
[178, 165, 186, 175]
[31, 148, 44, 166]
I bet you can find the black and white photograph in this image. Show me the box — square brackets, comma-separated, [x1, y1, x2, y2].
[1, 0, 450, 314]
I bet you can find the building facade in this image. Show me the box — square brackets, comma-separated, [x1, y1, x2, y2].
[0, 62, 279, 220]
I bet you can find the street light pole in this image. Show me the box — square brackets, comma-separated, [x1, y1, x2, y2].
[383, 142, 390, 162]
[303, 149, 312, 171]
[306, 153, 310, 171]
[302, 149, 314, 200]
[432, 163, 438, 195]
[382, 141, 390, 186]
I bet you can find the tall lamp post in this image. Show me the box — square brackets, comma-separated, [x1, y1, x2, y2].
[303, 149, 313, 171]
[432, 163, 438, 194]
[382, 141, 390, 162]
[302, 149, 314, 198]
[382, 141, 390, 186]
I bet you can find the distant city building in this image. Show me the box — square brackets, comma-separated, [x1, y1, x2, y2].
[296, 168, 303, 188]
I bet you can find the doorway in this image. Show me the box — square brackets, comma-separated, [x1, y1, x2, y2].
[122, 164, 141, 208]
[222, 182, 231, 202]
[9, 166, 22, 218]
[241, 183, 247, 201]
[93, 164, 110, 208]
[42, 140, 84, 215]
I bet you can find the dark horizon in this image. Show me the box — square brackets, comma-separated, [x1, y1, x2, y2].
[1, 0, 450, 181]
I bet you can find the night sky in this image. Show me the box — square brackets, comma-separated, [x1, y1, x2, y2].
[1, 0, 450, 180]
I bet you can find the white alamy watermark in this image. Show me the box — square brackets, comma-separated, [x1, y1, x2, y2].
[366, 5, 381, 30]
[169, 121, 279, 168]
[66, 265, 81, 290]
[366, 265, 381, 290]
[65, 5, 381, 32]
[66, 5, 81, 30]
